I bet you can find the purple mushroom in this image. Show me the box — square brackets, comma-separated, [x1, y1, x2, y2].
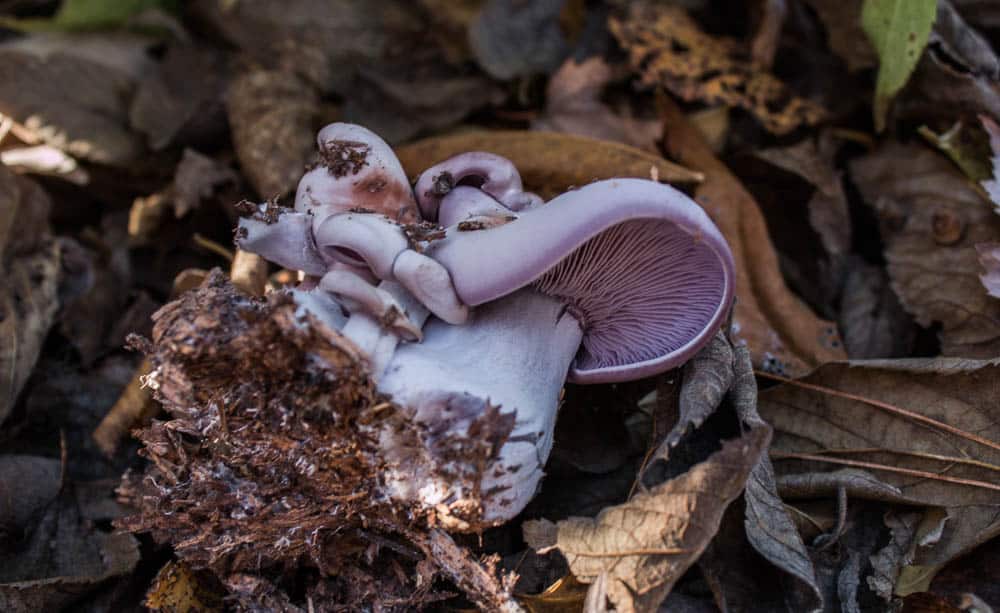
[235, 125, 735, 527]
[377, 170, 734, 525]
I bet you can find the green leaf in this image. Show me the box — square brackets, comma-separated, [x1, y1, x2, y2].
[861, 0, 937, 132]
[0, 0, 176, 32]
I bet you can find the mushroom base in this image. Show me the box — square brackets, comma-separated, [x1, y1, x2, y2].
[378, 288, 583, 526]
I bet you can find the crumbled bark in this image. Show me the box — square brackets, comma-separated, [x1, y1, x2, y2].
[116, 271, 518, 610]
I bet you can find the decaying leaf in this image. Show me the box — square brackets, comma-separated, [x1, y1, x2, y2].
[661, 98, 846, 376]
[978, 244, 1000, 298]
[0, 486, 140, 613]
[868, 512, 921, 602]
[861, 0, 937, 131]
[610, 3, 826, 135]
[226, 68, 318, 198]
[533, 57, 662, 152]
[760, 358, 1000, 565]
[850, 143, 1000, 357]
[129, 44, 229, 151]
[919, 120, 993, 185]
[144, 561, 224, 613]
[395, 130, 702, 201]
[524, 428, 770, 613]
[800, 0, 877, 72]
[0, 35, 149, 166]
[469, 0, 569, 80]
[0, 455, 61, 539]
[516, 574, 589, 613]
[838, 257, 917, 359]
[0, 165, 59, 424]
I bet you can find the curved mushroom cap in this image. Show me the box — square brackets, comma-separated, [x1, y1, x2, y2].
[425, 179, 735, 383]
[414, 152, 542, 220]
[294, 123, 419, 223]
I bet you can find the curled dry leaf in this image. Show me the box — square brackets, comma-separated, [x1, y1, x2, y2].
[661, 98, 846, 376]
[524, 427, 770, 613]
[0, 165, 59, 424]
[610, 3, 826, 135]
[533, 57, 662, 152]
[760, 358, 1000, 565]
[850, 143, 1000, 357]
[226, 68, 319, 199]
[395, 130, 702, 201]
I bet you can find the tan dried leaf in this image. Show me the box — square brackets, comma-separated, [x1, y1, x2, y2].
[145, 561, 224, 612]
[610, 3, 826, 135]
[524, 427, 770, 613]
[661, 98, 846, 376]
[760, 358, 1000, 565]
[850, 143, 1000, 357]
[395, 130, 702, 201]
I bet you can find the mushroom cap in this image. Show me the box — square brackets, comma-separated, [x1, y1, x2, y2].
[414, 152, 542, 220]
[425, 179, 735, 383]
[294, 123, 419, 223]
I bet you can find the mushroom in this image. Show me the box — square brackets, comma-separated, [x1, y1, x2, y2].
[236, 123, 466, 375]
[378, 171, 734, 525]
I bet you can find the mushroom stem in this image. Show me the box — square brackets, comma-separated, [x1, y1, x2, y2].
[378, 287, 583, 524]
[340, 281, 430, 379]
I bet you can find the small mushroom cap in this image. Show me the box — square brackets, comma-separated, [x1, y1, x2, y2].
[425, 179, 735, 383]
[294, 123, 419, 223]
[414, 152, 542, 220]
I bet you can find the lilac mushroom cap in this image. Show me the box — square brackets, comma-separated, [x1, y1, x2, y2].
[414, 152, 543, 221]
[424, 178, 735, 383]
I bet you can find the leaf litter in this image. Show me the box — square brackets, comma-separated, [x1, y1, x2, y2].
[0, 0, 999, 611]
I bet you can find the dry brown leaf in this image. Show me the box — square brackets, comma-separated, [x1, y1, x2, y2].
[395, 130, 702, 201]
[0, 487, 140, 613]
[524, 427, 770, 613]
[610, 3, 826, 135]
[533, 57, 661, 152]
[516, 575, 589, 613]
[760, 358, 1000, 565]
[0, 165, 59, 424]
[661, 97, 846, 376]
[144, 561, 224, 613]
[800, 0, 877, 72]
[0, 39, 146, 166]
[850, 143, 1000, 357]
[0, 455, 61, 538]
[839, 257, 917, 359]
[226, 68, 318, 199]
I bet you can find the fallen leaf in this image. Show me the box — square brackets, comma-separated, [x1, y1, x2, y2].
[129, 43, 229, 151]
[523, 427, 770, 613]
[395, 130, 702, 201]
[904, 0, 1000, 123]
[533, 57, 662, 152]
[226, 67, 318, 198]
[343, 56, 503, 144]
[0, 35, 150, 165]
[0, 455, 61, 539]
[144, 561, 224, 613]
[516, 574, 589, 613]
[0, 165, 59, 425]
[850, 143, 1000, 357]
[927, 536, 1000, 609]
[838, 256, 917, 359]
[610, 3, 826, 135]
[0, 487, 140, 613]
[978, 244, 1000, 298]
[800, 0, 877, 72]
[0, 0, 172, 32]
[661, 97, 846, 376]
[919, 120, 993, 184]
[760, 358, 1000, 565]
[469, 0, 569, 80]
[868, 512, 921, 601]
[861, 0, 937, 131]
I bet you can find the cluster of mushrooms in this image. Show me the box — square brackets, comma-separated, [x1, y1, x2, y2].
[237, 123, 735, 525]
